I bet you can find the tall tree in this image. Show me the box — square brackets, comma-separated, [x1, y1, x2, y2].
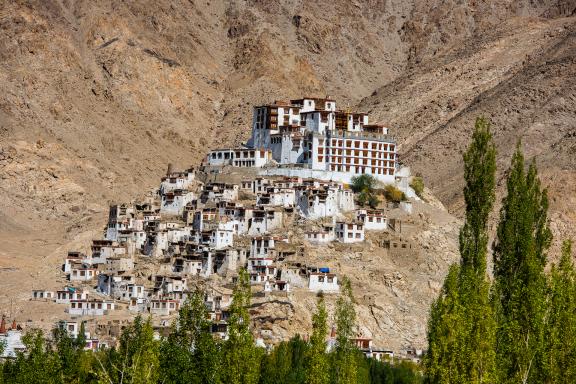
[97, 316, 160, 384]
[545, 239, 576, 383]
[306, 295, 330, 384]
[222, 268, 262, 384]
[160, 289, 221, 384]
[333, 277, 357, 384]
[425, 265, 465, 383]
[492, 145, 552, 383]
[426, 117, 497, 383]
[259, 336, 308, 384]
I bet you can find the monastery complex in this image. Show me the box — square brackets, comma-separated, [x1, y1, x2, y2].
[6, 98, 421, 362]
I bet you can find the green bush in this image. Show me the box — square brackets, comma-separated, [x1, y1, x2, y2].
[410, 176, 424, 198]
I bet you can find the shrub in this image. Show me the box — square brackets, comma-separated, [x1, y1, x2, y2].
[350, 174, 377, 193]
[410, 176, 425, 198]
[384, 184, 406, 203]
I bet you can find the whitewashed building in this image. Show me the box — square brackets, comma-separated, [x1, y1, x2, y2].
[356, 209, 388, 231]
[207, 148, 272, 168]
[160, 190, 196, 216]
[150, 299, 180, 316]
[68, 299, 116, 316]
[0, 318, 25, 358]
[248, 98, 398, 184]
[308, 273, 339, 292]
[335, 221, 365, 243]
[304, 230, 335, 244]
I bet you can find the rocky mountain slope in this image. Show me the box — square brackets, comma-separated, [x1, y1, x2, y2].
[359, 15, 576, 255]
[1, 0, 575, 344]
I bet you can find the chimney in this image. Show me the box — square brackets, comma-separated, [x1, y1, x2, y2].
[330, 326, 336, 338]
[166, 163, 173, 176]
[0, 316, 6, 334]
[11, 319, 16, 330]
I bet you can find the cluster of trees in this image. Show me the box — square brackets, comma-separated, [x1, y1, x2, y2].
[0, 270, 422, 384]
[351, 174, 380, 208]
[426, 117, 576, 383]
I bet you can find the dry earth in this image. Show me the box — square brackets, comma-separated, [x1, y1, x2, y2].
[1, 0, 576, 347]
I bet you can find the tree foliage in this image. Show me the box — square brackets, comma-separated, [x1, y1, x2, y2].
[0, 285, 423, 384]
[426, 117, 497, 383]
[222, 268, 263, 384]
[160, 289, 221, 384]
[351, 175, 380, 208]
[492, 145, 552, 384]
[306, 296, 330, 384]
[96, 316, 160, 384]
[333, 277, 357, 384]
[383, 185, 405, 204]
[544, 239, 576, 383]
[409, 177, 424, 199]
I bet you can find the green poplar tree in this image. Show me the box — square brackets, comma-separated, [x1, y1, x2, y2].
[306, 296, 330, 384]
[426, 117, 497, 383]
[333, 277, 357, 384]
[222, 268, 262, 384]
[425, 265, 465, 383]
[97, 316, 160, 384]
[492, 145, 552, 383]
[545, 240, 576, 383]
[260, 336, 308, 384]
[161, 289, 221, 384]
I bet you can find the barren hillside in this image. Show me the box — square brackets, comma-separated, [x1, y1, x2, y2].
[359, 15, 576, 255]
[1, 0, 575, 345]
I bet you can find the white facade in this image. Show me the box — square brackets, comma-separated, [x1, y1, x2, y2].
[356, 209, 388, 231]
[68, 300, 116, 316]
[308, 273, 339, 292]
[207, 148, 272, 168]
[250, 236, 287, 258]
[304, 230, 335, 244]
[69, 267, 99, 282]
[150, 299, 180, 316]
[296, 186, 354, 219]
[160, 190, 196, 216]
[248, 98, 397, 183]
[31, 290, 54, 300]
[335, 221, 365, 243]
[160, 169, 195, 194]
[56, 289, 87, 304]
[0, 328, 25, 358]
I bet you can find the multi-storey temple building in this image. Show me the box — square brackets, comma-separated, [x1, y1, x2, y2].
[208, 97, 398, 183]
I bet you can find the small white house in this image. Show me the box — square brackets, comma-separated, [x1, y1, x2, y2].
[308, 273, 339, 292]
[0, 318, 25, 358]
[31, 290, 54, 301]
[160, 190, 196, 216]
[149, 299, 180, 316]
[250, 235, 287, 258]
[160, 169, 195, 194]
[69, 266, 99, 282]
[335, 221, 365, 243]
[304, 230, 335, 244]
[356, 209, 388, 231]
[68, 299, 116, 316]
[56, 288, 87, 304]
